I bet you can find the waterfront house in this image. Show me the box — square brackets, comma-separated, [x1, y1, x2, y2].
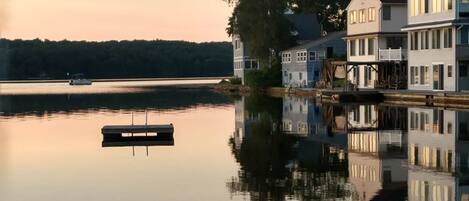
[402, 0, 469, 92]
[281, 31, 347, 88]
[233, 14, 321, 84]
[346, 0, 408, 90]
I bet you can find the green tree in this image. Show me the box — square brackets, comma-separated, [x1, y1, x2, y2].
[226, 0, 296, 67]
[225, 0, 349, 65]
[288, 0, 349, 33]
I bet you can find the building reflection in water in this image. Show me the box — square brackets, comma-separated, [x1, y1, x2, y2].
[229, 95, 469, 201]
[407, 108, 469, 201]
[347, 104, 408, 201]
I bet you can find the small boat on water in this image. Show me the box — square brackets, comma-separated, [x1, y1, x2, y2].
[69, 74, 92, 85]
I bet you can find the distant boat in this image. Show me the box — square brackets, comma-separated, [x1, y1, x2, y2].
[69, 74, 92, 85]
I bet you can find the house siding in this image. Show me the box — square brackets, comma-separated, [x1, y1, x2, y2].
[282, 32, 347, 88]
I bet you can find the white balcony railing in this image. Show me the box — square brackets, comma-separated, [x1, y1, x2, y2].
[378, 48, 407, 61]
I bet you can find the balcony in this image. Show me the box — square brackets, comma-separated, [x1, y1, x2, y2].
[378, 48, 407, 61]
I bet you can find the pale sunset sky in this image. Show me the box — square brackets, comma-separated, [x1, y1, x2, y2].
[0, 0, 233, 42]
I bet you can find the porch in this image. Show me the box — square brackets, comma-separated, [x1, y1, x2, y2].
[346, 61, 407, 90]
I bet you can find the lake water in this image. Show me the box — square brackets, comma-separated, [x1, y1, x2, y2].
[1, 83, 469, 201]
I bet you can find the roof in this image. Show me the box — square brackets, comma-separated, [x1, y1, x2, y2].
[285, 14, 321, 42]
[284, 31, 346, 51]
[402, 19, 469, 31]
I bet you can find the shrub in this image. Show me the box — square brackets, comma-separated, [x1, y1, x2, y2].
[229, 77, 242, 85]
[245, 64, 282, 88]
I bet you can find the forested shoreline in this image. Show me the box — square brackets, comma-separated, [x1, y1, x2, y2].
[0, 39, 233, 80]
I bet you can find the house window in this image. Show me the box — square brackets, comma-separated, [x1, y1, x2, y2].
[299, 72, 303, 80]
[444, 0, 453, 10]
[368, 38, 375, 55]
[410, 66, 415, 84]
[462, 64, 469, 77]
[419, 0, 429, 14]
[350, 10, 357, 24]
[420, 31, 429, 49]
[359, 9, 366, 23]
[309, 51, 316, 61]
[359, 39, 366, 56]
[282, 53, 291, 63]
[448, 122, 453, 134]
[411, 66, 419, 84]
[411, 0, 419, 16]
[432, 29, 441, 49]
[420, 66, 426, 84]
[297, 51, 307, 62]
[444, 28, 452, 48]
[425, 66, 430, 84]
[350, 40, 357, 56]
[410, 32, 419, 50]
[448, 65, 453, 77]
[284, 71, 288, 76]
[368, 8, 376, 22]
[432, 0, 442, 13]
[383, 6, 391, 20]
[461, 26, 469, 44]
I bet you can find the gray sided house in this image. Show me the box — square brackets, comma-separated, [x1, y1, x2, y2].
[402, 0, 469, 92]
[281, 31, 347, 88]
[232, 14, 321, 84]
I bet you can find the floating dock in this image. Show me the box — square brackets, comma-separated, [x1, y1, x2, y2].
[102, 124, 174, 135]
[101, 124, 174, 147]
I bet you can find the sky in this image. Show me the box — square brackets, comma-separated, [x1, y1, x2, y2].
[0, 0, 233, 42]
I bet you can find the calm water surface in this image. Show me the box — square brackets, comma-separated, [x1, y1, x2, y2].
[1, 83, 469, 201]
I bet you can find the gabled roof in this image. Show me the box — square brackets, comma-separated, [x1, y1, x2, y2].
[284, 31, 346, 52]
[285, 14, 321, 42]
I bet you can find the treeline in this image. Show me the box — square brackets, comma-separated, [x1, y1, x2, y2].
[0, 39, 233, 80]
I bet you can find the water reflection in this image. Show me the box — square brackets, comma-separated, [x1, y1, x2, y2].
[0, 86, 231, 118]
[230, 95, 469, 201]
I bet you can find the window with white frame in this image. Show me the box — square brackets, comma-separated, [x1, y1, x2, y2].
[359, 39, 366, 56]
[368, 8, 376, 22]
[368, 38, 375, 55]
[359, 9, 366, 23]
[432, 29, 441, 49]
[234, 40, 240, 49]
[349, 10, 357, 24]
[444, 0, 452, 10]
[443, 28, 452, 48]
[282, 52, 291, 63]
[425, 66, 429, 84]
[350, 40, 356, 56]
[421, 31, 429, 49]
[448, 65, 453, 77]
[432, 0, 442, 13]
[296, 51, 307, 62]
[309, 51, 317, 61]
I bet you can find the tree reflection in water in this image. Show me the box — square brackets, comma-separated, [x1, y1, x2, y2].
[228, 95, 355, 201]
